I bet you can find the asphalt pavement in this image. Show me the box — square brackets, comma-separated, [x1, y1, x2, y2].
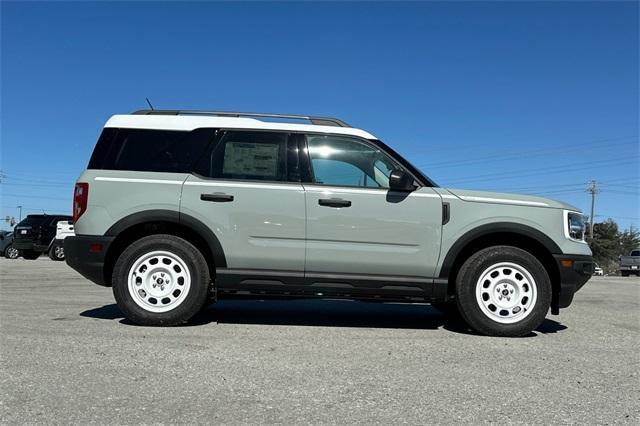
[1, 257, 638, 424]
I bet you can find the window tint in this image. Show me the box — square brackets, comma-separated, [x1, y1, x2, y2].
[631, 250, 640, 257]
[88, 128, 214, 173]
[306, 135, 401, 188]
[193, 131, 289, 182]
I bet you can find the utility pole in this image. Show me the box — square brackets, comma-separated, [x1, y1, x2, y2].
[16, 205, 22, 222]
[587, 181, 598, 238]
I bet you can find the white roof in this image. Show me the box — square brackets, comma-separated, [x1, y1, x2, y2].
[105, 114, 377, 139]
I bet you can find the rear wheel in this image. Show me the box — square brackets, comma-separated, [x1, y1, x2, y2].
[621, 271, 629, 277]
[48, 243, 65, 261]
[22, 250, 41, 260]
[4, 245, 20, 259]
[456, 246, 551, 337]
[112, 234, 210, 326]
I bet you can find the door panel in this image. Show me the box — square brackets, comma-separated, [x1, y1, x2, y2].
[181, 177, 306, 271]
[304, 185, 443, 278]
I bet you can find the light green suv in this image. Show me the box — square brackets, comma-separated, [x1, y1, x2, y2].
[65, 110, 594, 336]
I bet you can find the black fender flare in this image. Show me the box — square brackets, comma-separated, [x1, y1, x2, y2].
[105, 209, 227, 268]
[438, 222, 561, 279]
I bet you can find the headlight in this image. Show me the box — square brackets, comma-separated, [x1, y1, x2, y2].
[565, 211, 586, 241]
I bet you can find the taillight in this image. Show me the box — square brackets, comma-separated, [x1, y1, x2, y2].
[73, 182, 89, 221]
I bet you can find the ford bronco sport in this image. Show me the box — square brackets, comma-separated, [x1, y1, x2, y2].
[65, 110, 593, 336]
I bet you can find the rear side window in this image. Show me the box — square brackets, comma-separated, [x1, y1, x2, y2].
[193, 131, 291, 182]
[88, 128, 214, 173]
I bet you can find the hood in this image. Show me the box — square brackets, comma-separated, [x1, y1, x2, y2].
[442, 188, 581, 211]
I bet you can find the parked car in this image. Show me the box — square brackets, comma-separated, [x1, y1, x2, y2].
[619, 248, 640, 277]
[48, 220, 75, 261]
[0, 231, 20, 259]
[65, 109, 593, 336]
[593, 264, 604, 276]
[13, 214, 73, 259]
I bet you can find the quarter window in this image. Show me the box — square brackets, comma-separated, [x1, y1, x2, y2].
[88, 128, 214, 173]
[306, 135, 401, 188]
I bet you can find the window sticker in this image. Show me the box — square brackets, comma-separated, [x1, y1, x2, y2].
[223, 142, 279, 177]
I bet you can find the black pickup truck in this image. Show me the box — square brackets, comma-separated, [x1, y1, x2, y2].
[12, 214, 72, 259]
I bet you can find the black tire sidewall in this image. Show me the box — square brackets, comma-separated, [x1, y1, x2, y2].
[456, 246, 551, 337]
[112, 234, 210, 326]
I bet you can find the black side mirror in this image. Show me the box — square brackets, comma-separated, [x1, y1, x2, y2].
[389, 169, 415, 191]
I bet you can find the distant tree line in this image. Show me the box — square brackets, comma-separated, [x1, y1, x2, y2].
[588, 219, 640, 274]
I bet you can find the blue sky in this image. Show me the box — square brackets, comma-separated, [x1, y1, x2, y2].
[1, 1, 638, 231]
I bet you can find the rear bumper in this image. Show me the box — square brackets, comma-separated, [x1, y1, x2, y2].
[12, 238, 37, 250]
[552, 254, 594, 312]
[64, 235, 114, 287]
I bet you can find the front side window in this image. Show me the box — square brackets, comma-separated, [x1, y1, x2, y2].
[193, 131, 290, 182]
[306, 135, 401, 188]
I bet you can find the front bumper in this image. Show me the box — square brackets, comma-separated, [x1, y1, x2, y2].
[552, 254, 594, 313]
[64, 235, 114, 287]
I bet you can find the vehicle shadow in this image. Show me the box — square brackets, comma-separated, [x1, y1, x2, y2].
[80, 299, 568, 336]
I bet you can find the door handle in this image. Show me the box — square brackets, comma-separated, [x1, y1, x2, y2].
[318, 198, 351, 208]
[201, 193, 234, 203]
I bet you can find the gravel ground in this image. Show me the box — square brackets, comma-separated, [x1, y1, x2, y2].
[1, 257, 639, 424]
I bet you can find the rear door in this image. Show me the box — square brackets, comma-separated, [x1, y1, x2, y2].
[301, 134, 443, 292]
[180, 130, 306, 283]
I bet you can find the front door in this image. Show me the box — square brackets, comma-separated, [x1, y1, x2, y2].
[302, 134, 442, 293]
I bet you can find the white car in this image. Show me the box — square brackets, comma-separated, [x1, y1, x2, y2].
[48, 221, 75, 261]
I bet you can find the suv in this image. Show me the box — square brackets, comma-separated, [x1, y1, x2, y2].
[13, 214, 73, 259]
[65, 110, 593, 336]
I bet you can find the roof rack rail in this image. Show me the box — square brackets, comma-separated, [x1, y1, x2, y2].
[131, 109, 350, 128]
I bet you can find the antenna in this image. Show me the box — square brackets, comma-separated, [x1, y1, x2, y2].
[145, 98, 155, 110]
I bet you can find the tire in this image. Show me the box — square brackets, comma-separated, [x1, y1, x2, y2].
[48, 243, 65, 261]
[112, 234, 210, 326]
[4, 245, 20, 259]
[455, 246, 551, 337]
[620, 271, 629, 277]
[22, 250, 41, 260]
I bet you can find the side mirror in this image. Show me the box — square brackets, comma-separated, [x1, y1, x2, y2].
[389, 169, 415, 191]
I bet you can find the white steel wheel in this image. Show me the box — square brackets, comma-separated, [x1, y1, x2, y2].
[127, 250, 191, 313]
[475, 262, 537, 324]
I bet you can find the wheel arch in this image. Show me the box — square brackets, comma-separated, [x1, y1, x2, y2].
[439, 223, 561, 300]
[103, 210, 226, 286]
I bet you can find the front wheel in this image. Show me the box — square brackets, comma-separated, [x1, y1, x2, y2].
[456, 246, 551, 337]
[112, 234, 210, 326]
